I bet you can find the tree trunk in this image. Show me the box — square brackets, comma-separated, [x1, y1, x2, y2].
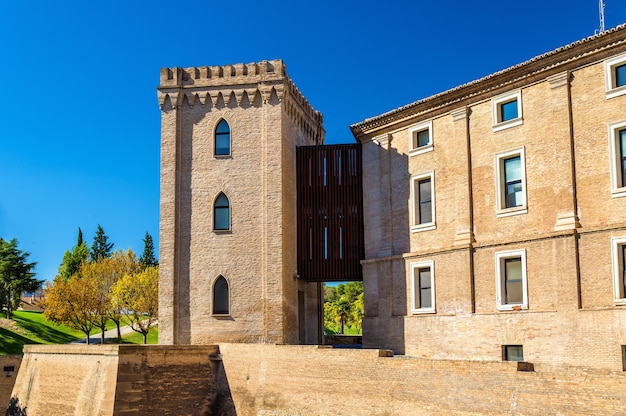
[100, 327, 105, 344]
[116, 321, 121, 343]
[6, 283, 13, 320]
[143, 332, 147, 344]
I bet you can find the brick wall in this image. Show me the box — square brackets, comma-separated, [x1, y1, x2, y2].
[7, 345, 220, 416]
[6, 344, 626, 415]
[218, 343, 626, 416]
[158, 61, 324, 346]
[356, 28, 626, 369]
[0, 355, 21, 410]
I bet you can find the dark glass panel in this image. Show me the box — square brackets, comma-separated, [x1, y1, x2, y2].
[213, 276, 229, 314]
[500, 99, 518, 122]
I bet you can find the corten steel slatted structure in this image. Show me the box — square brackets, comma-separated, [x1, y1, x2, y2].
[296, 144, 364, 282]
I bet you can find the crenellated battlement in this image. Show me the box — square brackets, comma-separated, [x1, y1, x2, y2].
[159, 59, 286, 88]
[157, 59, 324, 143]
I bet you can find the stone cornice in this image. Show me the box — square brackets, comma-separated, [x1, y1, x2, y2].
[351, 24, 626, 139]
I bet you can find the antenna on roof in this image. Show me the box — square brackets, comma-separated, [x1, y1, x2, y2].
[595, 0, 606, 34]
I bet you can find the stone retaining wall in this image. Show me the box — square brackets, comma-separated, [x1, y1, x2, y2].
[218, 343, 626, 416]
[7, 344, 626, 415]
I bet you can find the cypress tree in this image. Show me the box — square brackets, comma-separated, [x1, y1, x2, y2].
[90, 225, 114, 262]
[139, 232, 158, 268]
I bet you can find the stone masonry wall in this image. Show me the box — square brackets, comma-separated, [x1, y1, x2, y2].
[6, 344, 626, 415]
[218, 343, 626, 416]
[7, 345, 220, 416]
[0, 355, 21, 410]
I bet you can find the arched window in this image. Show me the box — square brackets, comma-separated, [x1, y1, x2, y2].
[215, 119, 231, 156]
[213, 276, 230, 315]
[214, 193, 230, 231]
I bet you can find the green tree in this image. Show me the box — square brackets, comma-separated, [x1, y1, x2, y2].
[57, 242, 89, 281]
[323, 282, 364, 334]
[77, 227, 83, 246]
[139, 232, 158, 268]
[90, 224, 114, 262]
[0, 239, 41, 319]
[324, 285, 338, 303]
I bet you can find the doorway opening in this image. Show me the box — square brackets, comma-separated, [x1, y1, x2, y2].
[322, 281, 363, 347]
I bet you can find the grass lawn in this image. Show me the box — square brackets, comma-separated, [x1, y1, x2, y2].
[0, 310, 158, 355]
[122, 326, 158, 344]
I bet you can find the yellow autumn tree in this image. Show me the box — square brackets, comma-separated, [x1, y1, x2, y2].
[43, 275, 99, 344]
[81, 250, 141, 343]
[112, 266, 158, 344]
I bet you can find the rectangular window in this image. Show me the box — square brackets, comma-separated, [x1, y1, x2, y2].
[496, 249, 528, 311]
[617, 64, 626, 88]
[408, 121, 433, 156]
[605, 54, 626, 99]
[617, 129, 626, 187]
[503, 345, 524, 362]
[410, 261, 435, 314]
[500, 99, 518, 122]
[609, 122, 626, 198]
[504, 258, 523, 304]
[504, 156, 522, 208]
[495, 148, 527, 217]
[492, 90, 523, 131]
[622, 346, 626, 371]
[415, 129, 430, 147]
[411, 171, 436, 232]
[611, 237, 626, 304]
[418, 178, 432, 224]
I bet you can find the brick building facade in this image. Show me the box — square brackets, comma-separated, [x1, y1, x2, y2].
[157, 61, 324, 345]
[352, 24, 626, 369]
[159, 25, 626, 370]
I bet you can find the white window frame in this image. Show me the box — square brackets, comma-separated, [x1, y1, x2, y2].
[495, 147, 527, 217]
[611, 237, 626, 305]
[604, 53, 626, 99]
[410, 171, 436, 233]
[410, 260, 435, 314]
[408, 120, 433, 156]
[608, 120, 626, 198]
[495, 249, 528, 311]
[492, 90, 523, 132]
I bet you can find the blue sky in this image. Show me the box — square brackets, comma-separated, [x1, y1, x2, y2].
[1, 0, 625, 282]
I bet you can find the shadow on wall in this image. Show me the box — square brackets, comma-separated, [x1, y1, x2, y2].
[362, 137, 409, 354]
[5, 397, 27, 416]
[212, 356, 238, 416]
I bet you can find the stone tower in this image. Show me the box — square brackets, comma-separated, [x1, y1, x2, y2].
[158, 60, 324, 345]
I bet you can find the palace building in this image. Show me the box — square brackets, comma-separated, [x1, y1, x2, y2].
[158, 24, 626, 370]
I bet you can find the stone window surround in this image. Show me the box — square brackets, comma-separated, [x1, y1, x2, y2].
[604, 53, 626, 99]
[408, 120, 434, 156]
[492, 89, 523, 132]
[410, 170, 436, 233]
[608, 120, 626, 198]
[495, 249, 528, 311]
[495, 147, 527, 218]
[611, 236, 626, 305]
[410, 260, 436, 314]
